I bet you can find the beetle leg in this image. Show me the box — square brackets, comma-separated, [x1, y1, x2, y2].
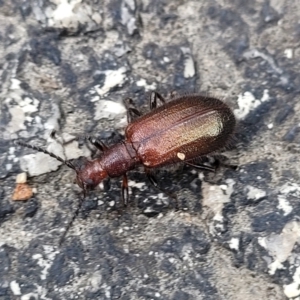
[185, 161, 216, 172]
[145, 168, 178, 210]
[186, 156, 237, 172]
[124, 97, 141, 123]
[121, 173, 129, 207]
[87, 136, 108, 152]
[103, 177, 111, 191]
[149, 92, 166, 110]
[209, 154, 238, 171]
[50, 130, 101, 154]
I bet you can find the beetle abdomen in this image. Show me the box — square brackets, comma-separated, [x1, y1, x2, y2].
[125, 95, 235, 168]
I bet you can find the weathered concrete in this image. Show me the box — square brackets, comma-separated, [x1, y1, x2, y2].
[1, 1, 299, 299]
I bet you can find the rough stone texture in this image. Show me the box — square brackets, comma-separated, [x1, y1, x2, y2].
[0, 0, 299, 299]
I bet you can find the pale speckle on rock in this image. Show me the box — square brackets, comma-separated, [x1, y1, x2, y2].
[120, 0, 137, 35]
[229, 238, 240, 251]
[181, 47, 195, 78]
[246, 185, 266, 201]
[277, 196, 293, 216]
[46, 0, 102, 32]
[259, 221, 300, 276]
[20, 152, 62, 177]
[202, 179, 235, 233]
[94, 100, 126, 121]
[284, 266, 300, 298]
[136, 78, 157, 91]
[243, 49, 283, 75]
[10, 280, 21, 296]
[284, 48, 293, 59]
[7, 106, 26, 133]
[234, 90, 269, 120]
[16, 172, 27, 184]
[94, 67, 127, 97]
[89, 271, 103, 292]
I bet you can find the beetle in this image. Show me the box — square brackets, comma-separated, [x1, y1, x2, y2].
[16, 91, 236, 241]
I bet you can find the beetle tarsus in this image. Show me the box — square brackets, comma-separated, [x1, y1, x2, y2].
[185, 161, 216, 172]
[149, 91, 166, 110]
[87, 136, 108, 152]
[124, 97, 141, 123]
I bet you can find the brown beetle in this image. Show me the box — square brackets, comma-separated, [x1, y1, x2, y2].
[16, 92, 236, 241]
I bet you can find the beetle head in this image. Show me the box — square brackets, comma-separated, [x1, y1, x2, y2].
[15, 141, 108, 195]
[69, 156, 108, 193]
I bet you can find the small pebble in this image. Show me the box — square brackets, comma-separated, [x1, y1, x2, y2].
[12, 183, 33, 201]
[16, 172, 27, 184]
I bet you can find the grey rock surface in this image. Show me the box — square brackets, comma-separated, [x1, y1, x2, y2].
[0, 0, 299, 299]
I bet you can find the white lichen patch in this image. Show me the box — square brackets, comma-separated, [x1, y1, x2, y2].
[258, 221, 300, 276]
[234, 89, 269, 120]
[94, 67, 127, 97]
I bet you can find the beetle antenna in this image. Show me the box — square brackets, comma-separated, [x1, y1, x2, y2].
[59, 186, 87, 246]
[15, 141, 75, 170]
